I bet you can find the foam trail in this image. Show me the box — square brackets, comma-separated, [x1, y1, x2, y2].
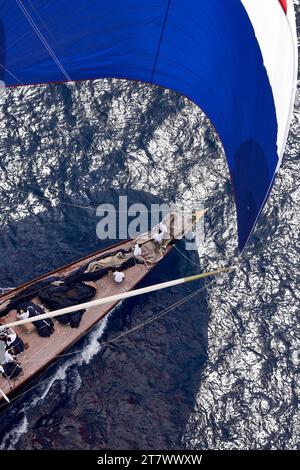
[0, 415, 28, 450]
[0, 308, 113, 449]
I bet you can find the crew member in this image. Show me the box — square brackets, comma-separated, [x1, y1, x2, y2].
[159, 221, 168, 234]
[153, 230, 164, 245]
[133, 243, 142, 257]
[0, 327, 24, 356]
[0, 350, 22, 379]
[113, 269, 125, 283]
[16, 302, 54, 338]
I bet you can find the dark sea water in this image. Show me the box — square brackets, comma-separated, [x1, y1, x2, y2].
[0, 4, 299, 450]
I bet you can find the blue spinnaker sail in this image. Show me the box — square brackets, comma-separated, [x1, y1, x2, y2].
[0, 0, 297, 251]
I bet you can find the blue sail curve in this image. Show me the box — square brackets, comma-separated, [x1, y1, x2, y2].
[0, 0, 296, 251]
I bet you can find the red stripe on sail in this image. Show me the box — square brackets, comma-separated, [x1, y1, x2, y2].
[278, 0, 287, 14]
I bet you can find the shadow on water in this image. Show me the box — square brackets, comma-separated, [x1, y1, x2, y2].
[1, 188, 164, 287]
[0, 189, 208, 449]
[82, 245, 208, 450]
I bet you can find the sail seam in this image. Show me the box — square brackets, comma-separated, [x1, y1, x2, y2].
[150, 0, 171, 83]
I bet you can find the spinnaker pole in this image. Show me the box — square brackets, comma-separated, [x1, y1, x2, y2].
[0, 387, 10, 403]
[1, 267, 234, 330]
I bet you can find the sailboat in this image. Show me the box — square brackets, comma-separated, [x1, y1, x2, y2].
[0, 1, 297, 404]
[0, 210, 224, 404]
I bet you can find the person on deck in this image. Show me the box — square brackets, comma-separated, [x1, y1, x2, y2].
[153, 230, 164, 245]
[0, 327, 24, 356]
[0, 350, 22, 380]
[113, 269, 125, 284]
[133, 243, 142, 257]
[16, 302, 54, 338]
[159, 221, 168, 235]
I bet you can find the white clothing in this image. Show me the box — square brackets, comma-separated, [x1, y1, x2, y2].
[6, 331, 17, 346]
[159, 222, 168, 234]
[4, 350, 14, 363]
[114, 271, 125, 283]
[133, 244, 142, 257]
[17, 310, 30, 320]
[153, 232, 164, 244]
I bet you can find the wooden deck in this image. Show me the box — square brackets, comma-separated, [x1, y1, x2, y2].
[0, 239, 158, 403]
[0, 210, 202, 404]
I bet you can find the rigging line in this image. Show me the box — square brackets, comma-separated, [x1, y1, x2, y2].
[0, 29, 33, 56]
[16, 0, 71, 81]
[12, 11, 128, 163]
[3, 11, 213, 223]
[0, 277, 220, 409]
[0, 242, 222, 312]
[20, 283, 210, 364]
[2, 133, 126, 213]
[3, 6, 234, 304]
[28, 0, 62, 50]
[2, 269, 233, 329]
[0, 283, 54, 306]
[0, 64, 24, 86]
[3, 73, 202, 216]
[174, 242, 238, 277]
[13, 4, 127, 160]
[3, 175, 210, 275]
[7, 186, 198, 215]
[174, 245, 204, 270]
[1, 26, 218, 261]
[2, 88, 139, 205]
[213, 237, 228, 255]
[15, 188, 97, 211]
[16, 0, 143, 166]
